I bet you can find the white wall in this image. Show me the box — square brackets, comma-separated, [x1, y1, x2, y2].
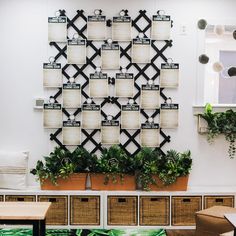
[0, 0, 236, 188]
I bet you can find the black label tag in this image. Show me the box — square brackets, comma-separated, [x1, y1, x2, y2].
[161, 104, 179, 109]
[142, 84, 159, 90]
[68, 39, 86, 46]
[43, 63, 61, 69]
[48, 16, 67, 23]
[44, 103, 61, 110]
[102, 44, 119, 50]
[90, 73, 107, 79]
[141, 123, 159, 129]
[133, 38, 151, 45]
[161, 63, 179, 69]
[88, 15, 106, 22]
[82, 104, 100, 111]
[153, 15, 171, 21]
[113, 16, 131, 23]
[116, 73, 133, 80]
[122, 104, 140, 111]
[63, 121, 81, 127]
[102, 120, 119, 126]
[63, 83, 80, 89]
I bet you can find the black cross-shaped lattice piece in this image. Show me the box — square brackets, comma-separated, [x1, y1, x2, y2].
[50, 128, 68, 151]
[132, 10, 151, 37]
[159, 128, 171, 148]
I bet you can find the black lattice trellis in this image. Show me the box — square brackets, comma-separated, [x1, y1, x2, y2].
[47, 9, 173, 156]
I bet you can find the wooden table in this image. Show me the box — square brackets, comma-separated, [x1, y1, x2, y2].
[0, 202, 51, 236]
[224, 213, 236, 236]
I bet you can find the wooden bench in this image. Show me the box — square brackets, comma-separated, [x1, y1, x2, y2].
[0, 202, 51, 236]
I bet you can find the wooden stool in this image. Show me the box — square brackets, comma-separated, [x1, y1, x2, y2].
[195, 206, 236, 236]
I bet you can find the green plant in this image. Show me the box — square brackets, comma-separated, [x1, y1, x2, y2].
[30, 146, 92, 185]
[90, 145, 135, 185]
[199, 103, 236, 158]
[158, 150, 192, 185]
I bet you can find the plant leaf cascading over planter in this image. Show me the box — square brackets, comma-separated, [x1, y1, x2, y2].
[199, 103, 236, 158]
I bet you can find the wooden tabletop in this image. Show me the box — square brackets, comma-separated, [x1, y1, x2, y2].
[225, 213, 236, 228]
[0, 202, 51, 220]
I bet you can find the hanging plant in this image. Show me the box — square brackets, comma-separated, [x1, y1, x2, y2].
[199, 103, 236, 158]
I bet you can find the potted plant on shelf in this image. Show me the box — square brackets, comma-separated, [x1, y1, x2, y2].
[135, 148, 192, 191]
[199, 103, 236, 158]
[89, 145, 136, 190]
[30, 146, 90, 190]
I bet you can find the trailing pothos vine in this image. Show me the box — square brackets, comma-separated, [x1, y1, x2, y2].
[199, 103, 236, 158]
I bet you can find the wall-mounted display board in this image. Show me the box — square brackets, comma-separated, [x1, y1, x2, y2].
[89, 73, 109, 98]
[132, 38, 151, 64]
[160, 63, 179, 88]
[151, 13, 171, 40]
[62, 83, 81, 108]
[140, 83, 160, 109]
[121, 104, 140, 129]
[160, 103, 179, 129]
[101, 43, 120, 70]
[115, 73, 134, 98]
[82, 104, 101, 129]
[87, 14, 106, 41]
[140, 123, 159, 147]
[45, 9, 174, 156]
[67, 38, 86, 65]
[101, 120, 120, 144]
[112, 16, 132, 42]
[43, 103, 62, 129]
[48, 16, 67, 43]
[62, 120, 81, 145]
[43, 62, 62, 88]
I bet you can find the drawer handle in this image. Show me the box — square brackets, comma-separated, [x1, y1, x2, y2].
[183, 198, 191, 203]
[118, 198, 126, 203]
[17, 198, 24, 202]
[216, 199, 224, 203]
[151, 198, 160, 202]
[49, 198, 57, 202]
[81, 198, 89, 202]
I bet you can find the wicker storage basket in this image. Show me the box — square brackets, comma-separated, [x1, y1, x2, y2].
[204, 196, 234, 209]
[70, 196, 100, 225]
[38, 195, 68, 225]
[5, 195, 36, 202]
[140, 196, 170, 226]
[0, 196, 3, 201]
[172, 196, 202, 226]
[107, 196, 138, 226]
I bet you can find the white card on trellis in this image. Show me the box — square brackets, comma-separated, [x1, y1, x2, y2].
[101, 120, 120, 144]
[141, 84, 160, 109]
[87, 15, 106, 40]
[115, 73, 134, 97]
[101, 44, 120, 70]
[112, 16, 132, 41]
[43, 63, 62, 88]
[141, 123, 160, 147]
[132, 38, 151, 64]
[151, 14, 171, 40]
[62, 83, 81, 108]
[62, 121, 81, 146]
[43, 103, 62, 129]
[121, 104, 140, 129]
[67, 39, 86, 64]
[48, 16, 67, 42]
[82, 104, 101, 129]
[89, 73, 108, 98]
[160, 63, 179, 88]
[160, 103, 179, 128]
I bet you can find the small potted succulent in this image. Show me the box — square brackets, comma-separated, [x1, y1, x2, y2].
[89, 145, 136, 190]
[30, 146, 91, 190]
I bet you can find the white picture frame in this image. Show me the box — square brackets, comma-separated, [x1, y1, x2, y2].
[141, 85, 160, 109]
[87, 15, 106, 41]
[101, 44, 120, 70]
[115, 73, 134, 98]
[62, 84, 81, 108]
[160, 103, 179, 128]
[132, 38, 151, 64]
[67, 39, 86, 65]
[62, 121, 81, 146]
[160, 63, 179, 88]
[82, 104, 101, 129]
[48, 16, 67, 43]
[121, 104, 140, 129]
[43, 103, 62, 129]
[43, 63, 62, 88]
[89, 73, 109, 98]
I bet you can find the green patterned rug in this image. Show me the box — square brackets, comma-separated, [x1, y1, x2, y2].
[0, 229, 166, 236]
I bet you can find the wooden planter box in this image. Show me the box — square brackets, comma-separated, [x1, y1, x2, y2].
[40, 173, 87, 190]
[90, 173, 136, 191]
[148, 175, 189, 191]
